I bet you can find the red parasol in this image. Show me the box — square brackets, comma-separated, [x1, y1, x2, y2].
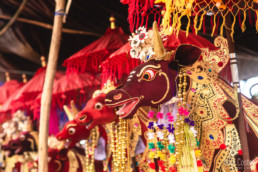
[35, 73, 101, 108]
[0, 80, 22, 106]
[101, 42, 140, 83]
[63, 17, 129, 74]
[11, 67, 64, 112]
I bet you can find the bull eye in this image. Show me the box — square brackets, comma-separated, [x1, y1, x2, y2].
[95, 102, 103, 110]
[68, 127, 76, 135]
[141, 69, 157, 81]
[19, 135, 25, 141]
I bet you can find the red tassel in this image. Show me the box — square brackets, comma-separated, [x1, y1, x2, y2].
[220, 143, 227, 150]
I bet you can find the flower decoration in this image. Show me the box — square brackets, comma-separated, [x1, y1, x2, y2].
[158, 161, 166, 171]
[157, 142, 165, 150]
[168, 115, 174, 122]
[156, 112, 163, 119]
[197, 160, 203, 167]
[148, 143, 155, 149]
[168, 134, 175, 144]
[148, 122, 154, 129]
[168, 144, 175, 153]
[156, 131, 164, 139]
[167, 124, 175, 133]
[195, 150, 202, 158]
[148, 111, 155, 118]
[190, 126, 198, 137]
[157, 124, 164, 130]
[149, 151, 156, 159]
[148, 162, 156, 169]
[147, 132, 155, 139]
[130, 47, 141, 58]
[189, 121, 195, 126]
[178, 107, 190, 116]
[169, 155, 176, 164]
[167, 112, 171, 116]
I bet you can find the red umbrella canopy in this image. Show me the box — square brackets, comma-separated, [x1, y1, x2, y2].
[0, 80, 22, 106]
[63, 27, 129, 74]
[35, 73, 101, 108]
[11, 67, 64, 111]
[101, 42, 140, 83]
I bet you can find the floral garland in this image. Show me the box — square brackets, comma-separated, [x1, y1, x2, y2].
[129, 26, 166, 62]
[146, 71, 203, 171]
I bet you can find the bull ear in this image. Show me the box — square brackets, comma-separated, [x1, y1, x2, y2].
[169, 44, 202, 70]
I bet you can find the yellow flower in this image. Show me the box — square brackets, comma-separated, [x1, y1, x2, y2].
[169, 155, 176, 164]
[149, 152, 156, 159]
[195, 150, 202, 158]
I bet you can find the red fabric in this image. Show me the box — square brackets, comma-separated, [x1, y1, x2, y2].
[11, 67, 64, 112]
[63, 27, 128, 74]
[0, 80, 22, 105]
[35, 73, 101, 108]
[101, 42, 140, 83]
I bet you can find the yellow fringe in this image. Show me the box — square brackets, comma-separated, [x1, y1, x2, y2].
[211, 14, 217, 37]
[241, 10, 247, 32]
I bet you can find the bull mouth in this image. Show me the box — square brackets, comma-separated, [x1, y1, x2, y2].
[64, 139, 71, 149]
[107, 97, 139, 118]
[85, 120, 93, 129]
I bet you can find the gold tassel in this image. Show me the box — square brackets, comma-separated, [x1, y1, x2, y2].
[241, 10, 247, 32]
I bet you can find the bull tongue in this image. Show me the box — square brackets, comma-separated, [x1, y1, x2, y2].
[116, 100, 138, 117]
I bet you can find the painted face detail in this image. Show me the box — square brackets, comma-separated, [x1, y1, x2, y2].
[56, 120, 90, 149]
[2, 132, 37, 157]
[141, 69, 158, 81]
[75, 93, 116, 129]
[105, 60, 177, 119]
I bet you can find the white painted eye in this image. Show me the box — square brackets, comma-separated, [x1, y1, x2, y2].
[95, 103, 103, 110]
[68, 128, 76, 135]
[142, 69, 157, 81]
[19, 135, 25, 141]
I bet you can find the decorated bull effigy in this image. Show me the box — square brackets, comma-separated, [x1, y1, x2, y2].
[0, 1, 257, 172]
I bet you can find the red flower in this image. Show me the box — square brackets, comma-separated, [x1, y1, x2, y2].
[197, 160, 203, 167]
[149, 162, 155, 169]
[220, 143, 227, 149]
[238, 149, 243, 155]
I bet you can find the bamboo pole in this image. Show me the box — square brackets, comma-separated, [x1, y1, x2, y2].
[225, 14, 251, 172]
[38, 0, 65, 172]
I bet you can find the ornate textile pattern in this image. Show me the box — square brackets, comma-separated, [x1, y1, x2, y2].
[76, 152, 87, 172]
[213, 124, 240, 172]
[68, 150, 79, 172]
[183, 36, 244, 171]
[217, 78, 258, 137]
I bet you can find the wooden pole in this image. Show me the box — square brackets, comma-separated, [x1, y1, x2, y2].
[225, 14, 251, 172]
[38, 0, 65, 172]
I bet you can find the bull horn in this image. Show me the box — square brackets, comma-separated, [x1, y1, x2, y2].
[152, 21, 165, 58]
[63, 105, 74, 121]
[70, 100, 79, 115]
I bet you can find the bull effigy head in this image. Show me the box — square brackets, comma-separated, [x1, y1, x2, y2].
[105, 22, 201, 118]
[75, 92, 117, 129]
[2, 131, 38, 157]
[56, 101, 90, 148]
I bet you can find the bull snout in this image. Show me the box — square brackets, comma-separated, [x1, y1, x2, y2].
[75, 112, 91, 125]
[105, 89, 131, 105]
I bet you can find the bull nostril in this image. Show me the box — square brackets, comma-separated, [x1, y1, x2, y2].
[79, 115, 87, 121]
[113, 93, 122, 100]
